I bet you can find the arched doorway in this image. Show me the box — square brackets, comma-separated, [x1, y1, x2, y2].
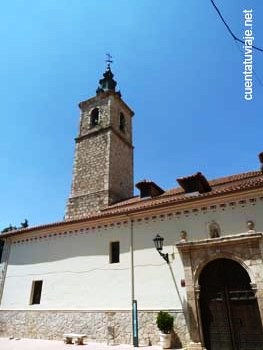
[199, 258, 263, 350]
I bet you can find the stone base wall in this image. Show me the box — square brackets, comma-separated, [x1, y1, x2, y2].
[0, 310, 188, 347]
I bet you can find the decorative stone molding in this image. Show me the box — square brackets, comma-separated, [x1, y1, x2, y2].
[207, 220, 221, 238]
[247, 219, 256, 233]
[180, 230, 188, 243]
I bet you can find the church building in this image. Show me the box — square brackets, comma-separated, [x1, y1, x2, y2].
[0, 64, 263, 350]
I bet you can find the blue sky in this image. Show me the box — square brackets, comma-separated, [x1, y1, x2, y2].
[1, 0, 262, 228]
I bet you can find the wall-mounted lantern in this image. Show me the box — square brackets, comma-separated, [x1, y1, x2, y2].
[153, 234, 169, 264]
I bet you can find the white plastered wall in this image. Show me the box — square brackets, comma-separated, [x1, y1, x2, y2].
[1, 197, 263, 311]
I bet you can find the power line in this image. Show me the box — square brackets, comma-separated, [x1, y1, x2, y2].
[210, 0, 263, 52]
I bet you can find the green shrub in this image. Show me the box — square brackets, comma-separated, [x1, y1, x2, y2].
[156, 311, 174, 334]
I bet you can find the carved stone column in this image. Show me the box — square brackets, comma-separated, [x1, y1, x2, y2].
[179, 247, 204, 349]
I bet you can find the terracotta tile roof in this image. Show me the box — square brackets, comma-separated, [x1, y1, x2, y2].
[166, 170, 262, 195]
[109, 170, 263, 210]
[1, 170, 263, 238]
[105, 171, 263, 212]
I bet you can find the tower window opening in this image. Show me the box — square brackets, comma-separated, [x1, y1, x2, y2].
[119, 112, 125, 132]
[91, 108, 99, 127]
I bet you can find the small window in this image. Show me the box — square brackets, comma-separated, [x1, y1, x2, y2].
[119, 112, 125, 132]
[110, 241, 120, 264]
[30, 280, 43, 305]
[91, 108, 99, 127]
[0, 240, 4, 262]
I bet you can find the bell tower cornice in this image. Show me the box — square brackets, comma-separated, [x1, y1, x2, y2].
[78, 90, 134, 117]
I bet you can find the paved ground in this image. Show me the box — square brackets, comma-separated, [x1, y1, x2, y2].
[0, 338, 163, 350]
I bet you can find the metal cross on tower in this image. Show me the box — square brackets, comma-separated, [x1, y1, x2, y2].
[106, 53, 113, 69]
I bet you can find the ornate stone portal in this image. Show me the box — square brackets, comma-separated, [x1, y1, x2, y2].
[176, 232, 263, 350]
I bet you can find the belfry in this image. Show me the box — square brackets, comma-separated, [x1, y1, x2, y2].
[66, 62, 134, 220]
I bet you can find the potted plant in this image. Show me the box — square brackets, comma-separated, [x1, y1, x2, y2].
[156, 311, 174, 348]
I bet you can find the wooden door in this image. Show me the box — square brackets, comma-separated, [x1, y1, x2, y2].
[230, 292, 263, 349]
[199, 259, 263, 350]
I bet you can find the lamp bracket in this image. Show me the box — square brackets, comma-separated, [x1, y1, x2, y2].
[158, 250, 169, 264]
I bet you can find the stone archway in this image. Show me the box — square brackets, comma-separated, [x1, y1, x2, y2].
[176, 233, 263, 350]
[199, 258, 263, 350]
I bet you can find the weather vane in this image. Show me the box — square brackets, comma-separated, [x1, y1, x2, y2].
[106, 53, 113, 69]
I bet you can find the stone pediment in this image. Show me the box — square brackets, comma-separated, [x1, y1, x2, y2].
[177, 232, 263, 252]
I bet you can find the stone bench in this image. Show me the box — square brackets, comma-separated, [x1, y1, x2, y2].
[63, 333, 87, 345]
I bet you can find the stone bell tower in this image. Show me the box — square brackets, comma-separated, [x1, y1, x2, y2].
[65, 63, 134, 220]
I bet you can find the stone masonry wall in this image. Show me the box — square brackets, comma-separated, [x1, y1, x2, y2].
[70, 132, 110, 198]
[110, 98, 132, 145]
[109, 131, 133, 205]
[65, 93, 134, 221]
[66, 190, 110, 220]
[0, 310, 188, 347]
[65, 131, 110, 219]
